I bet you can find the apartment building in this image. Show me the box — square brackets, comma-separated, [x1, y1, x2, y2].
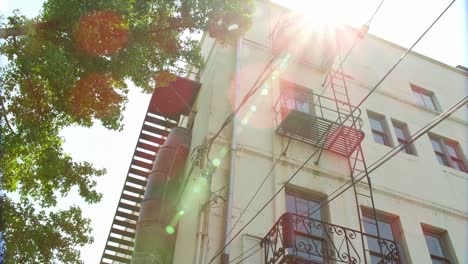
[101, 1, 467, 263]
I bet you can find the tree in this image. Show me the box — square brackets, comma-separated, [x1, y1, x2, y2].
[0, 0, 253, 262]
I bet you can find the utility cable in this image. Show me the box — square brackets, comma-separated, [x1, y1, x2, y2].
[344, 0, 456, 126]
[208, 146, 323, 263]
[205, 54, 279, 157]
[207, 1, 457, 260]
[231, 246, 263, 264]
[366, 0, 386, 26]
[301, 96, 467, 219]
[227, 242, 261, 264]
[219, 96, 466, 264]
[319, 0, 386, 95]
[224, 137, 292, 241]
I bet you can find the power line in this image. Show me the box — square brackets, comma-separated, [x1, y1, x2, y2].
[205, 54, 280, 160]
[349, 0, 456, 117]
[301, 95, 467, 219]
[231, 246, 263, 264]
[213, 94, 467, 264]
[366, 0, 386, 26]
[227, 242, 261, 264]
[224, 137, 291, 242]
[207, 1, 457, 261]
[208, 146, 323, 263]
[319, 0, 386, 94]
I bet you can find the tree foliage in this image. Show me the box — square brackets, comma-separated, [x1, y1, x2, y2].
[0, 0, 254, 262]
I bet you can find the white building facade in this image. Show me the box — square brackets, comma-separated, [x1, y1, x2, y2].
[172, 1, 467, 264]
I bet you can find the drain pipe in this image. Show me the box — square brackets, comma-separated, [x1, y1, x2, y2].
[132, 127, 191, 264]
[221, 38, 242, 264]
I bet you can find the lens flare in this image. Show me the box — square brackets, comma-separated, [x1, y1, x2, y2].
[75, 10, 128, 56]
[165, 225, 175, 234]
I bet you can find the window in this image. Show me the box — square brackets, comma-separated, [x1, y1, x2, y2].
[411, 84, 439, 111]
[368, 112, 392, 146]
[285, 191, 325, 263]
[362, 210, 403, 264]
[422, 226, 453, 264]
[392, 120, 415, 155]
[429, 135, 466, 172]
[280, 80, 314, 114]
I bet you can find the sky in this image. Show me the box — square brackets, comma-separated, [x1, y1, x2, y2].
[0, 0, 466, 263]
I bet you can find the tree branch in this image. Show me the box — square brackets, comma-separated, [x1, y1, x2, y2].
[0, 20, 58, 39]
[0, 96, 17, 135]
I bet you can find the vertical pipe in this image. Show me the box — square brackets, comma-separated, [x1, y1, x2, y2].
[221, 38, 242, 264]
[132, 127, 191, 264]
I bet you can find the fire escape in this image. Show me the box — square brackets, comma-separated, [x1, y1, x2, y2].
[264, 15, 402, 264]
[100, 76, 201, 264]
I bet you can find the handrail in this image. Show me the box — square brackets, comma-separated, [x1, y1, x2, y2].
[264, 213, 401, 264]
[273, 91, 363, 129]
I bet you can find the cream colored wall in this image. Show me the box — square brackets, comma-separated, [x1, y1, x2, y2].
[173, 1, 467, 264]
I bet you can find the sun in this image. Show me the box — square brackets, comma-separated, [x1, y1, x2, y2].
[272, 0, 372, 27]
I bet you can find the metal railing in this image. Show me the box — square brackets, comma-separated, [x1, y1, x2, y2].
[273, 91, 363, 130]
[263, 213, 401, 264]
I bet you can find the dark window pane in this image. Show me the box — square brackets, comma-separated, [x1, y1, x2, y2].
[394, 126, 405, 139]
[436, 154, 449, 166]
[422, 93, 437, 110]
[430, 138, 443, 152]
[378, 221, 395, 240]
[445, 144, 459, 158]
[371, 255, 383, 264]
[286, 194, 296, 213]
[372, 133, 387, 145]
[431, 259, 450, 264]
[369, 117, 384, 132]
[424, 234, 445, 257]
[412, 90, 425, 106]
[452, 160, 466, 172]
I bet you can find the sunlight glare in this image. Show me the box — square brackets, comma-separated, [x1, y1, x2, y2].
[272, 0, 372, 27]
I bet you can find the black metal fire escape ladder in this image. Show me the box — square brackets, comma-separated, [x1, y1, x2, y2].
[326, 54, 386, 262]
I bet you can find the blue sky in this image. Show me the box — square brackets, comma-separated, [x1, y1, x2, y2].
[1, 0, 466, 263]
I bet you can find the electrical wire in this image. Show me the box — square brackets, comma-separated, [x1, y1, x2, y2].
[205, 54, 280, 161]
[366, 0, 386, 26]
[301, 95, 467, 219]
[207, 1, 457, 261]
[231, 246, 263, 264]
[224, 137, 292, 242]
[318, 0, 386, 96]
[345, 0, 456, 124]
[227, 242, 261, 264]
[208, 146, 323, 263]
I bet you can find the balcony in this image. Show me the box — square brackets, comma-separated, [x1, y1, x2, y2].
[263, 213, 402, 264]
[274, 90, 364, 157]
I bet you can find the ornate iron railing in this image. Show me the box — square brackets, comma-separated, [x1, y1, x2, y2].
[263, 213, 401, 264]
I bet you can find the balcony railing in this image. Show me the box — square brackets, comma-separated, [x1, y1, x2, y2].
[263, 213, 401, 264]
[273, 92, 364, 157]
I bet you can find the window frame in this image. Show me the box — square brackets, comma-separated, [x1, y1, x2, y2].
[391, 119, 416, 155]
[367, 111, 392, 147]
[361, 208, 405, 264]
[280, 80, 315, 115]
[421, 225, 454, 264]
[428, 134, 467, 172]
[285, 189, 329, 263]
[410, 84, 440, 111]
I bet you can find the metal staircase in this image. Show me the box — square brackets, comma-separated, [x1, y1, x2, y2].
[100, 76, 201, 264]
[100, 110, 178, 264]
